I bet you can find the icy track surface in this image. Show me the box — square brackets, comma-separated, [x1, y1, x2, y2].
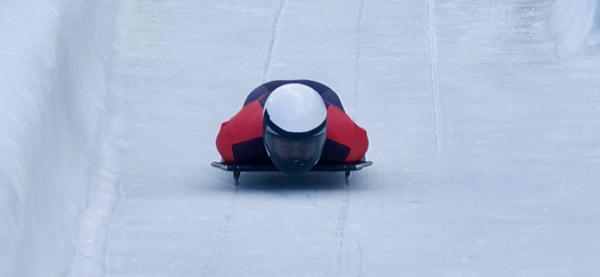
[70, 0, 600, 276]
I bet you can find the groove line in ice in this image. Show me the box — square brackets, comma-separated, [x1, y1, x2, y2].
[262, 0, 286, 83]
[202, 188, 239, 275]
[427, 0, 442, 155]
[352, 0, 365, 121]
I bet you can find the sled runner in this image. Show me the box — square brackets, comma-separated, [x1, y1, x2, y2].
[211, 161, 373, 186]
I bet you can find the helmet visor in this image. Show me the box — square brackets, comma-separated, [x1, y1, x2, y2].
[268, 135, 322, 160]
[263, 120, 326, 173]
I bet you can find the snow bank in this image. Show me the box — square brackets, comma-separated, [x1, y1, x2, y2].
[0, 0, 116, 276]
[548, 0, 599, 56]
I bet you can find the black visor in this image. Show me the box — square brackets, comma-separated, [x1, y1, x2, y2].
[263, 111, 327, 173]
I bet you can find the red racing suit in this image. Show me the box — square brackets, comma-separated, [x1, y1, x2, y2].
[216, 80, 368, 165]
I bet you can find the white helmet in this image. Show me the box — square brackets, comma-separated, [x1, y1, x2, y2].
[263, 83, 327, 173]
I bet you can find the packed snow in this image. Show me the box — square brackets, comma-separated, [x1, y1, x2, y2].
[1, 0, 599, 276]
[549, 0, 599, 56]
[0, 0, 116, 276]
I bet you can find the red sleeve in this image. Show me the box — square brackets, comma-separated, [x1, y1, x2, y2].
[325, 105, 369, 163]
[346, 124, 368, 163]
[216, 100, 264, 163]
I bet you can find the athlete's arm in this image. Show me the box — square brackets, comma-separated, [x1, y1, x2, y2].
[322, 105, 369, 163]
[216, 100, 265, 163]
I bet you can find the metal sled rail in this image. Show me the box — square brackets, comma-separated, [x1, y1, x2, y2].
[211, 161, 373, 186]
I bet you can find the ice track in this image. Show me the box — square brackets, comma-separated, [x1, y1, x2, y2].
[69, 0, 600, 276]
